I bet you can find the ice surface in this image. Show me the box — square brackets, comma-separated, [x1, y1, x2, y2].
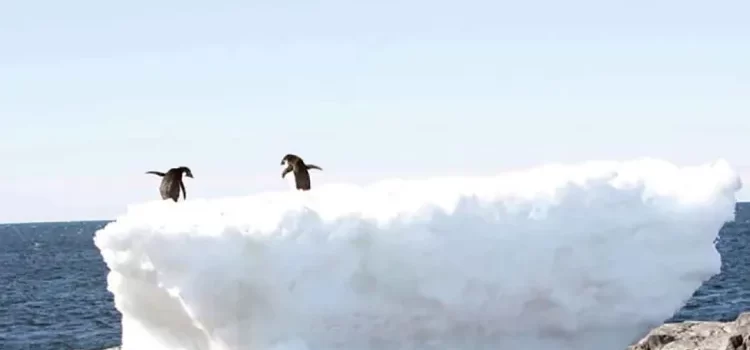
[94, 158, 742, 350]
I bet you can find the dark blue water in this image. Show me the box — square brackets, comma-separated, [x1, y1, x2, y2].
[1, 204, 750, 350]
[0, 221, 119, 350]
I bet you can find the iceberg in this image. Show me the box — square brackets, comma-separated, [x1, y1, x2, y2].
[94, 158, 741, 350]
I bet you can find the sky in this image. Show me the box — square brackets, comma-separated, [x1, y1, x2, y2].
[0, 0, 748, 223]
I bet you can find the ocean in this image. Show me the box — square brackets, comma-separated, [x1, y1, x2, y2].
[1, 203, 749, 350]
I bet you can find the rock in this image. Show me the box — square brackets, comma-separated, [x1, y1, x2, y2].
[628, 312, 750, 350]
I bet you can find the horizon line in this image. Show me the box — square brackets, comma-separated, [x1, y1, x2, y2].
[1, 201, 748, 226]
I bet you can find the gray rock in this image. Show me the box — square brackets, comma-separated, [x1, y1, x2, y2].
[628, 312, 750, 350]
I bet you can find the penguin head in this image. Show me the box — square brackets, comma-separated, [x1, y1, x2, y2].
[281, 154, 300, 166]
[180, 166, 194, 178]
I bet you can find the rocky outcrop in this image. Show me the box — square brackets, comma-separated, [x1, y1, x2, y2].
[628, 312, 750, 350]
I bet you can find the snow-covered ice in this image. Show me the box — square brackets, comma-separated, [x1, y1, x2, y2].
[94, 158, 742, 350]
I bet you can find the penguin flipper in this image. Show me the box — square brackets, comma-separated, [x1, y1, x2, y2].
[306, 164, 322, 171]
[180, 181, 187, 200]
[282, 166, 292, 178]
[146, 171, 166, 177]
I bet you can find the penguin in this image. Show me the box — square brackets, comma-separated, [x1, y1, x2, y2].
[145, 166, 194, 202]
[280, 154, 322, 191]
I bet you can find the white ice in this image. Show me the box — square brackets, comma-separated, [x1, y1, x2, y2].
[94, 158, 742, 350]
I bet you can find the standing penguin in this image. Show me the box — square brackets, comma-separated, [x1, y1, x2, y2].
[280, 154, 322, 191]
[145, 166, 194, 202]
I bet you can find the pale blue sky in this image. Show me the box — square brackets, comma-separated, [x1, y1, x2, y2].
[1, 0, 748, 223]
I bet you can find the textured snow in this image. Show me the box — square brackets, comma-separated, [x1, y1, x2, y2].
[94, 158, 741, 350]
